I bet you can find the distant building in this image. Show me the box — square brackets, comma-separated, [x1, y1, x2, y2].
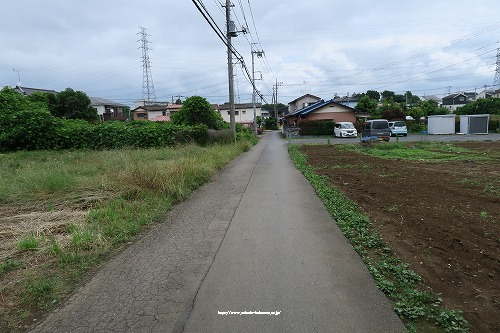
[441, 93, 470, 112]
[90, 97, 128, 121]
[217, 103, 263, 127]
[288, 94, 321, 114]
[131, 104, 182, 121]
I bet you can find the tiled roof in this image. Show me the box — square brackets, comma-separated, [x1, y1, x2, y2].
[285, 99, 357, 118]
[14, 86, 57, 96]
[90, 97, 126, 107]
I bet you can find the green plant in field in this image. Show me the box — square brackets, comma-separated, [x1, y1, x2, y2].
[22, 276, 60, 310]
[17, 234, 42, 251]
[0, 259, 23, 275]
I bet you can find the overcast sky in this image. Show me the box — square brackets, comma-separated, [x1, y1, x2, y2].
[1, 1, 499, 107]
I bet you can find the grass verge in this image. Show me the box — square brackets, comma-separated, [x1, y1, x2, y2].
[0, 140, 254, 332]
[288, 144, 468, 333]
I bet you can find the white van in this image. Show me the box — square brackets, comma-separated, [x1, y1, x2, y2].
[334, 122, 357, 138]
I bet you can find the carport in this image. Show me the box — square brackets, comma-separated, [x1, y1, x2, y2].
[427, 115, 456, 134]
[459, 114, 489, 134]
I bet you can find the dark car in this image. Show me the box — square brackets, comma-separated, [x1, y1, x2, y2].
[361, 120, 391, 142]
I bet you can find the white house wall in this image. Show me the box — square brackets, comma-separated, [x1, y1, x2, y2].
[219, 107, 262, 123]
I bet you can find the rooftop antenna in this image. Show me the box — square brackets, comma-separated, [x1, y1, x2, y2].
[13, 68, 22, 86]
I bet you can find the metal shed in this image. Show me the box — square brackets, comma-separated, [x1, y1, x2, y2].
[459, 114, 489, 134]
[427, 115, 456, 135]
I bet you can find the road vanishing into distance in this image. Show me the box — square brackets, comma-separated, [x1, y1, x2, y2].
[30, 131, 410, 333]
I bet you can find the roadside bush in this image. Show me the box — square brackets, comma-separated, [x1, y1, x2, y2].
[298, 120, 335, 136]
[406, 122, 426, 133]
[488, 118, 500, 132]
[207, 129, 234, 144]
[263, 117, 278, 130]
[0, 108, 61, 152]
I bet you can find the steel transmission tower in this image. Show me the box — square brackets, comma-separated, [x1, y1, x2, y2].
[494, 47, 500, 90]
[138, 27, 156, 105]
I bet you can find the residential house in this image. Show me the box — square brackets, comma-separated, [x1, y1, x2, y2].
[13, 85, 57, 96]
[131, 104, 182, 121]
[217, 103, 263, 127]
[14, 85, 127, 121]
[441, 93, 470, 112]
[90, 97, 128, 121]
[284, 99, 357, 126]
[476, 89, 494, 100]
[333, 96, 360, 109]
[493, 89, 500, 98]
[287, 94, 321, 114]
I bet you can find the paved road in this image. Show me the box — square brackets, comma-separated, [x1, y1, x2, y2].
[31, 131, 406, 333]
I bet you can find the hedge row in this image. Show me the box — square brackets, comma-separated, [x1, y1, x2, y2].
[298, 120, 335, 136]
[0, 112, 215, 152]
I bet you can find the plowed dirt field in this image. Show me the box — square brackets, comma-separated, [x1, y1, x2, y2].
[300, 141, 499, 333]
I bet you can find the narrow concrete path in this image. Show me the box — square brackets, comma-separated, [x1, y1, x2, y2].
[30, 131, 406, 333]
[182, 132, 406, 333]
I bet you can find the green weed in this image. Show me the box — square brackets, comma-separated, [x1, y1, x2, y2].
[17, 234, 41, 251]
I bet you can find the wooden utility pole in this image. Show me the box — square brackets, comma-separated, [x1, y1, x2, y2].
[226, 0, 236, 139]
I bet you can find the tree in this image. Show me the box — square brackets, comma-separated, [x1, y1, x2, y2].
[379, 99, 405, 120]
[355, 95, 378, 114]
[456, 98, 500, 115]
[47, 88, 98, 121]
[171, 95, 226, 129]
[420, 99, 448, 116]
[381, 90, 396, 101]
[366, 90, 380, 101]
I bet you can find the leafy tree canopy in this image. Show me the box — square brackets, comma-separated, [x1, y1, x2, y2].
[47, 88, 98, 122]
[262, 103, 286, 111]
[456, 97, 500, 115]
[355, 96, 378, 114]
[366, 90, 380, 101]
[171, 95, 226, 130]
[381, 90, 396, 101]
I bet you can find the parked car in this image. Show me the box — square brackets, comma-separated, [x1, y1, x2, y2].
[361, 119, 391, 142]
[388, 121, 408, 137]
[334, 122, 357, 138]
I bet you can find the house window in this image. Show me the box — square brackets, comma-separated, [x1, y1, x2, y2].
[227, 111, 230, 115]
[459, 96, 465, 102]
[235, 111, 239, 115]
[137, 113, 147, 119]
[242, 111, 246, 114]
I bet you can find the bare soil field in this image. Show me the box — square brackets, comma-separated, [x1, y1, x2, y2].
[300, 141, 499, 333]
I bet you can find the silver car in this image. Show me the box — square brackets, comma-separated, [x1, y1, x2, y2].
[388, 121, 408, 137]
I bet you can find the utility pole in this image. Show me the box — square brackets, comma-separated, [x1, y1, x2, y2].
[251, 44, 264, 135]
[225, 0, 236, 139]
[273, 80, 283, 123]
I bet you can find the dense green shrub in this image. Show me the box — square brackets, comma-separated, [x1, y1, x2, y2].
[0, 108, 61, 152]
[171, 96, 226, 130]
[263, 117, 278, 130]
[207, 129, 234, 144]
[406, 122, 426, 133]
[488, 118, 500, 132]
[298, 120, 335, 136]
